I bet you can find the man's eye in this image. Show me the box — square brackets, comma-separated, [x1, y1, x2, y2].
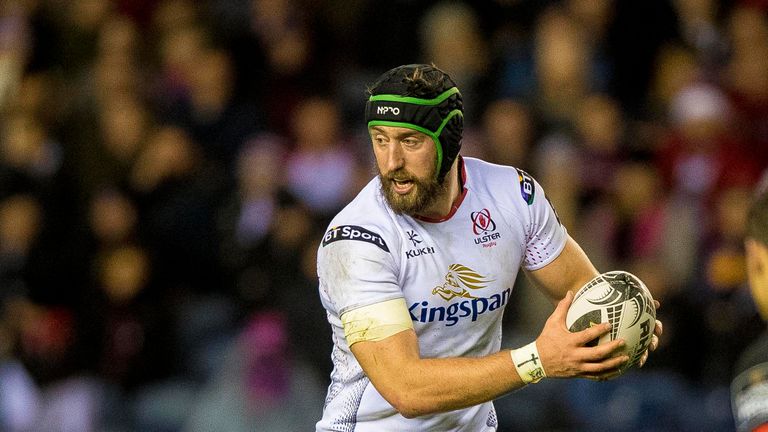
[403, 139, 419, 147]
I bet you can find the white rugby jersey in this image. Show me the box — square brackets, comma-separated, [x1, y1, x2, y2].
[316, 157, 568, 432]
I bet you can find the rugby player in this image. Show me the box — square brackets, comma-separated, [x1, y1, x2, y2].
[316, 64, 662, 431]
[732, 180, 768, 432]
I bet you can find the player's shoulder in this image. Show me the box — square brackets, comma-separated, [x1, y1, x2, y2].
[463, 156, 539, 207]
[319, 177, 399, 255]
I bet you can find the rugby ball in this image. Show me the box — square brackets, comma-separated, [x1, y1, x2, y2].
[565, 271, 656, 372]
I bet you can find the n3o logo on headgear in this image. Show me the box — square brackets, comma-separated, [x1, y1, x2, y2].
[376, 106, 400, 116]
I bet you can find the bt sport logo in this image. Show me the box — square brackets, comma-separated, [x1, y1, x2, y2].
[516, 168, 535, 205]
[322, 225, 389, 252]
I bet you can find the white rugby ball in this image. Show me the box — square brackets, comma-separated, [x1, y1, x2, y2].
[565, 271, 656, 372]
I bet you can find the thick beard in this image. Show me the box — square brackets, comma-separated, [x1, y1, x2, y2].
[379, 166, 447, 216]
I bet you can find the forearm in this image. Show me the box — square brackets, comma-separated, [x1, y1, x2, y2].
[387, 350, 524, 417]
[352, 330, 526, 418]
[352, 294, 630, 419]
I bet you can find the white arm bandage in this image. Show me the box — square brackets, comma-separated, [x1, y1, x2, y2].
[341, 298, 414, 346]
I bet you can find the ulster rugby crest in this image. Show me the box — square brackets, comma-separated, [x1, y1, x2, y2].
[471, 208, 501, 247]
[471, 209, 496, 235]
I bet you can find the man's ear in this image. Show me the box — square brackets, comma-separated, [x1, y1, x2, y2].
[745, 238, 768, 320]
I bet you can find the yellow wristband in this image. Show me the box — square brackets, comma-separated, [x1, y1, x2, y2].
[511, 341, 546, 384]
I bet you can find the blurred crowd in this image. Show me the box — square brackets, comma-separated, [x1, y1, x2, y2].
[0, 0, 766, 431]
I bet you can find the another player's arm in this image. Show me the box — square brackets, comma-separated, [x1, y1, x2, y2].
[347, 297, 624, 418]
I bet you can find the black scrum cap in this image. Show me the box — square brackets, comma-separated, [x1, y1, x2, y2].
[365, 64, 463, 183]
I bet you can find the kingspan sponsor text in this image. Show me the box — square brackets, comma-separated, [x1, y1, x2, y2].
[409, 288, 511, 326]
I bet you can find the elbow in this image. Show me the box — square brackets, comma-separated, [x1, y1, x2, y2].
[392, 403, 423, 419]
[400, 410, 422, 420]
[394, 404, 422, 419]
[386, 391, 434, 419]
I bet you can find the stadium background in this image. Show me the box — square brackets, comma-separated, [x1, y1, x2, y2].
[0, 0, 767, 430]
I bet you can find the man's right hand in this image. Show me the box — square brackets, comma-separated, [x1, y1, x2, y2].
[535, 291, 629, 381]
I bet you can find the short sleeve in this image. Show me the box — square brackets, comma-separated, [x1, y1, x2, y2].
[517, 171, 568, 270]
[317, 224, 402, 317]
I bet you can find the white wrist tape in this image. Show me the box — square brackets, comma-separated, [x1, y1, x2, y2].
[511, 341, 546, 384]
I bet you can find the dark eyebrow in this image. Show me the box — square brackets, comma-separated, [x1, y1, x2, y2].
[397, 132, 423, 141]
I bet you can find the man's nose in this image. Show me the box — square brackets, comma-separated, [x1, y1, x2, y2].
[384, 143, 405, 173]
